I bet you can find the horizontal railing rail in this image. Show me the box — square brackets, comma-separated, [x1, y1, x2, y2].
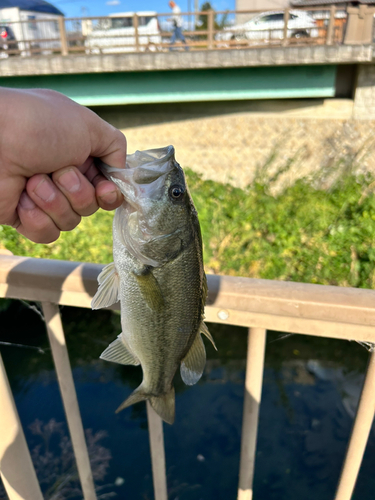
[0, 253, 375, 500]
[0, 5, 370, 59]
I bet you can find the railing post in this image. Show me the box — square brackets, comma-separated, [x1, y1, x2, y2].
[282, 8, 290, 46]
[334, 348, 375, 500]
[207, 9, 214, 50]
[238, 327, 267, 500]
[326, 5, 337, 45]
[42, 302, 97, 500]
[58, 16, 68, 56]
[133, 13, 139, 52]
[0, 353, 43, 500]
[146, 402, 168, 500]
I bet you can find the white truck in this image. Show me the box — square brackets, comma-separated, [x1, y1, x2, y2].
[84, 11, 162, 54]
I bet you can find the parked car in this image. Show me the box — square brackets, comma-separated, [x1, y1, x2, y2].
[85, 11, 162, 54]
[216, 10, 318, 44]
[0, 25, 18, 56]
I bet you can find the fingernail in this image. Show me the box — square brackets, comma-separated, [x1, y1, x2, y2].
[19, 191, 36, 210]
[56, 169, 81, 193]
[100, 190, 118, 205]
[34, 178, 55, 202]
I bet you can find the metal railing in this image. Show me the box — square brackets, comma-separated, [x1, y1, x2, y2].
[1, 253, 375, 500]
[0, 6, 366, 59]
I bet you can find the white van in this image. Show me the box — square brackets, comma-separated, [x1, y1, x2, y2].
[84, 11, 162, 54]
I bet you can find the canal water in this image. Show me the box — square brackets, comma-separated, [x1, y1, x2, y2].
[1, 299, 374, 500]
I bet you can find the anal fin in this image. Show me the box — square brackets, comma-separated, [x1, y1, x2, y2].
[91, 262, 120, 310]
[100, 335, 139, 366]
[180, 333, 206, 386]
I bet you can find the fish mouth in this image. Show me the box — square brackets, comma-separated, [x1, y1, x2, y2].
[94, 145, 176, 205]
[126, 145, 175, 169]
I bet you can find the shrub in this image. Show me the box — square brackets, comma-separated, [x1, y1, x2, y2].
[1, 169, 375, 288]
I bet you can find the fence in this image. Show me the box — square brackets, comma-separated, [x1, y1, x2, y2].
[1, 253, 375, 500]
[0, 5, 369, 58]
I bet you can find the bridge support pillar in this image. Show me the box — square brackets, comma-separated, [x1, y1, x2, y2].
[353, 64, 375, 119]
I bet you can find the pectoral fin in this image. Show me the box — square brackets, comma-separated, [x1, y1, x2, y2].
[180, 333, 206, 386]
[91, 262, 120, 310]
[100, 335, 140, 366]
[200, 321, 217, 350]
[133, 269, 164, 312]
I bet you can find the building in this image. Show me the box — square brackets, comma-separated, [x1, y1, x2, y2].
[0, 0, 64, 54]
[236, 0, 290, 23]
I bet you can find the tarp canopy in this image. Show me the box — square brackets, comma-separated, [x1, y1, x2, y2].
[0, 0, 63, 16]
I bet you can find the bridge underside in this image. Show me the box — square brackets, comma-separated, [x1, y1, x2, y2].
[0, 65, 337, 106]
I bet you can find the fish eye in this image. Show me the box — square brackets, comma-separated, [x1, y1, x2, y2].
[169, 185, 184, 200]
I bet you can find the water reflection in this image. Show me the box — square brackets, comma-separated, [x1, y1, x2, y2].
[0, 300, 374, 500]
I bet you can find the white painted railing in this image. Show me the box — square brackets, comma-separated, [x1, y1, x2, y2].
[0, 253, 375, 500]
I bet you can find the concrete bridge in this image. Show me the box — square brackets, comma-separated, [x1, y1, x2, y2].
[0, 6, 374, 117]
[0, 44, 374, 117]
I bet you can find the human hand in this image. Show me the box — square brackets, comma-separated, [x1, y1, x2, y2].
[0, 88, 126, 243]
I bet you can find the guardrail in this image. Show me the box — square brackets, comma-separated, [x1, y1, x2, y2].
[0, 5, 366, 59]
[0, 253, 375, 500]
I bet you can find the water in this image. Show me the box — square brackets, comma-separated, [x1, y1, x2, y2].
[1, 300, 375, 500]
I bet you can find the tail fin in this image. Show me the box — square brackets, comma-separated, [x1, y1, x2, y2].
[150, 387, 175, 425]
[115, 384, 175, 425]
[115, 384, 148, 414]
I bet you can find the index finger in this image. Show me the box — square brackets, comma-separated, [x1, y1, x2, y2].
[78, 157, 123, 211]
[84, 109, 127, 170]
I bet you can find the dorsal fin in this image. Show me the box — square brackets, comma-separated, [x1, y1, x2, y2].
[200, 321, 217, 350]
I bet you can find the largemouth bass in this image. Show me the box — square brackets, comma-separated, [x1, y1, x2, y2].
[92, 146, 215, 424]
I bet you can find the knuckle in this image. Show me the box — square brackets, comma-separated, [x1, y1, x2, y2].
[79, 205, 98, 217]
[18, 218, 60, 243]
[59, 215, 81, 232]
[26, 173, 48, 191]
[27, 176, 58, 207]
[71, 193, 96, 212]
[117, 130, 127, 148]
[33, 231, 60, 244]
[21, 206, 52, 230]
[68, 192, 98, 216]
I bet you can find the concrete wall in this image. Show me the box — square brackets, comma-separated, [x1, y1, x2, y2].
[0, 45, 372, 77]
[235, 0, 290, 23]
[95, 98, 375, 192]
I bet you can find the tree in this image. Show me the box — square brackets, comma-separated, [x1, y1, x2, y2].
[196, 2, 228, 31]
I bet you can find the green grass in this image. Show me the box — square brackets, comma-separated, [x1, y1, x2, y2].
[2, 168, 375, 288]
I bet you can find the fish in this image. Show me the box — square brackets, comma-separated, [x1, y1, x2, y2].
[91, 145, 216, 424]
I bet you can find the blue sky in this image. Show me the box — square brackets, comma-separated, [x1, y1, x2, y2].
[53, 0, 235, 18]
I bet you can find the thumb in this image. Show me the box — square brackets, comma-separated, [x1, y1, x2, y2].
[85, 108, 127, 169]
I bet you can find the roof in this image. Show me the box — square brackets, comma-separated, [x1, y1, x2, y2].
[0, 0, 63, 15]
[291, 0, 375, 5]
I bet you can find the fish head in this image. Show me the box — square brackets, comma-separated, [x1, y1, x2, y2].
[95, 146, 197, 266]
